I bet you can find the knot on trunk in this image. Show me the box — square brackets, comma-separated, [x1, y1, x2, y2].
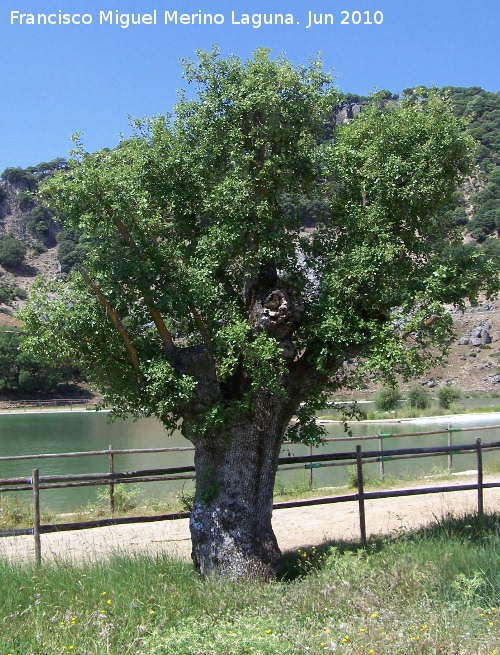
[249, 286, 304, 359]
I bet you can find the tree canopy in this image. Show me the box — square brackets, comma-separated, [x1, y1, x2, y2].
[21, 49, 498, 577]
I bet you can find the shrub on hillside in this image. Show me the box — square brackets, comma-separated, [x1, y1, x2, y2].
[57, 227, 89, 272]
[17, 190, 36, 212]
[0, 282, 26, 305]
[0, 234, 26, 268]
[375, 385, 402, 412]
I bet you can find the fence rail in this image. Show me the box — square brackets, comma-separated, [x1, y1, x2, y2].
[1, 423, 500, 564]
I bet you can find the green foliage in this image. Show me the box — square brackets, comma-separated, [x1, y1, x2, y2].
[16, 189, 36, 212]
[1, 159, 67, 188]
[407, 383, 431, 409]
[403, 86, 500, 246]
[95, 485, 140, 513]
[282, 193, 331, 228]
[177, 487, 196, 512]
[0, 326, 76, 393]
[0, 234, 26, 268]
[438, 384, 463, 409]
[469, 214, 495, 241]
[443, 86, 500, 170]
[0, 166, 36, 189]
[26, 204, 52, 233]
[374, 386, 402, 412]
[0, 281, 26, 304]
[0, 495, 54, 530]
[31, 240, 47, 255]
[20, 50, 489, 435]
[480, 237, 500, 265]
[26, 157, 67, 175]
[469, 197, 500, 240]
[56, 226, 89, 273]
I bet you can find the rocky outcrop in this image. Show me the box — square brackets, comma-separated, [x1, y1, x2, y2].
[458, 327, 492, 346]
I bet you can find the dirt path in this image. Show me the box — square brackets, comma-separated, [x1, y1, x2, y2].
[1, 473, 500, 565]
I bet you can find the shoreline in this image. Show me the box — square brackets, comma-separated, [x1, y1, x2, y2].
[318, 410, 500, 425]
[1, 402, 500, 422]
[0, 406, 109, 415]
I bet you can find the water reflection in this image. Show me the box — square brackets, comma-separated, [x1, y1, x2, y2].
[0, 410, 499, 511]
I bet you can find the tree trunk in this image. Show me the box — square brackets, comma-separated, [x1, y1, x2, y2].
[182, 391, 293, 579]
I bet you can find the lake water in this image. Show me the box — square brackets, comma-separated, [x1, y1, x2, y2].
[1, 410, 500, 512]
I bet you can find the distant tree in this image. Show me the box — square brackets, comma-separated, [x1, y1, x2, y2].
[375, 386, 402, 411]
[0, 327, 75, 392]
[407, 384, 431, 410]
[438, 385, 463, 409]
[29, 158, 68, 176]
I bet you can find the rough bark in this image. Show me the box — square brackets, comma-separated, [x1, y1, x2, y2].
[182, 390, 296, 579]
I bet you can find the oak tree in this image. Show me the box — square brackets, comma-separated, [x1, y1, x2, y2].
[22, 49, 497, 577]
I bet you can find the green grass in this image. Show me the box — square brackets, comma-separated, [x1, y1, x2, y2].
[0, 487, 191, 531]
[1, 513, 500, 654]
[0, 495, 55, 531]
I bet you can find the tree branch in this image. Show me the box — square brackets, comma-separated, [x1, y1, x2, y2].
[190, 305, 213, 354]
[78, 268, 141, 374]
[111, 216, 176, 356]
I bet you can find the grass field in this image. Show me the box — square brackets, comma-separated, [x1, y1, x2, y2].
[1, 512, 500, 654]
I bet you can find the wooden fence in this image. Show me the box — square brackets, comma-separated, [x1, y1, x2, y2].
[0, 398, 92, 412]
[1, 423, 500, 564]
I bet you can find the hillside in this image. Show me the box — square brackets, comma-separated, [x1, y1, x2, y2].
[382, 301, 500, 394]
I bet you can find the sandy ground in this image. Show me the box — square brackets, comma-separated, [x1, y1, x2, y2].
[1, 473, 500, 565]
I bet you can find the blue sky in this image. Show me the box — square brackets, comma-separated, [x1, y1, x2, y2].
[1, 0, 499, 172]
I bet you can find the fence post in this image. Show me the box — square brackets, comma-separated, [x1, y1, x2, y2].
[109, 445, 115, 513]
[356, 445, 367, 547]
[447, 425, 453, 473]
[476, 437, 484, 517]
[32, 468, 41, 566]
[378, 433, 384, 480]
[308, 444, 313, 489]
